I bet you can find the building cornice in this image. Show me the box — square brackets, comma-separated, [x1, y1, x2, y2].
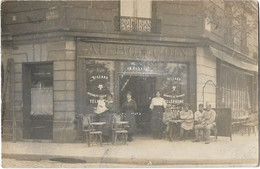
[208, 38, 257, 65]
[3, 30, 257, 65]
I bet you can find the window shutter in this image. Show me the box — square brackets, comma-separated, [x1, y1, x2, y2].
[152, 19, 161, 34]
[114, 15, 120, 32]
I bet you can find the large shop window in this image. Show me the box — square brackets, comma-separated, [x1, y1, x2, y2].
[217, 64, 253, 116]
[85, 60, 115, 113]
[84, 60, 188, 113]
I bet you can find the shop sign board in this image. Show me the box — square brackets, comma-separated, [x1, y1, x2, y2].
[77, 42, 195, 62]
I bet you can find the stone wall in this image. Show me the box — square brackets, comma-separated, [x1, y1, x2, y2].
[196, 47, 217, 108]
[2, 1, 204, 38]
[156, 1, 203, 38]
[2, 40, 77, 142]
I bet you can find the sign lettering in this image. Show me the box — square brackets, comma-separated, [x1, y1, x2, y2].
[78, 42, 195, 62]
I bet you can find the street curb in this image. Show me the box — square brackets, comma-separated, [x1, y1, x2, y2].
[2, 153, 258, 167]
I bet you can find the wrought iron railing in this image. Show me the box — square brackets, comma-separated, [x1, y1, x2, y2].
[114, 16, 161, 33]
[120, 16, 152, 32]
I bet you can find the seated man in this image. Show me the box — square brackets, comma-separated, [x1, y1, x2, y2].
[179, 103, 194, 140]
[193, 103, 216, 144]
[194, 104, 204, 125]
[194, 104, 205, 139]
[163, 104, 175, 141]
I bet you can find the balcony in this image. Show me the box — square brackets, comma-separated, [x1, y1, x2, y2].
[114, 16, 161, 34]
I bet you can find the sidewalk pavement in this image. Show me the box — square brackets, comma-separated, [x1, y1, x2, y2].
[2, 134, 259, 167]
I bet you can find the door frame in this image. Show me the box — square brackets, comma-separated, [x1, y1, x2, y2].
[22, 61, 54, 140]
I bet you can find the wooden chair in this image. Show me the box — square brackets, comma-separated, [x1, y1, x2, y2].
[232, 119, 241, 134]
[241, 114, 258, 136]
[82, 115, 103, 147]
[112, 114, 128, 145]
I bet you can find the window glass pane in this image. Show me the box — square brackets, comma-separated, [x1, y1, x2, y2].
[218, 64, 253, 115]
[120, 0, 134, 17]
[85, 60, 114, 113]
[30, 64, 53, 115]
[31, 64, 53, 88]
[158, 63, 188, 111]
[137, 0, 152, 18]
[31, 88, 53, 115]
[120, 0, 152, 18]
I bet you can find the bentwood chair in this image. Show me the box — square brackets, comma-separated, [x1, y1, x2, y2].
[82, 115, 103, 147]
[112, 114, 128, 145]
[241, 114, 258, 136]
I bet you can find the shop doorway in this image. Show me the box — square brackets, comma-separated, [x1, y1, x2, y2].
[22, 62, 53, 140]
[119, 75, 156, 135]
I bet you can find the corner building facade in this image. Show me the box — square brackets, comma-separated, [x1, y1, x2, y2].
[2, 1, 258, 142]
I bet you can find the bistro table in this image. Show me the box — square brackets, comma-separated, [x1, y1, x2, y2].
[116, 121, 129, 125]
[90, 122, 106, 126]
[112, 121, 129, 131]
[233, 116, 249, 121]
[90, 122, 107, 133]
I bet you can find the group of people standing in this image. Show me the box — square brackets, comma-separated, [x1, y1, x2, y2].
[93, 90, 216, 144]
[94, 91, 137, 142]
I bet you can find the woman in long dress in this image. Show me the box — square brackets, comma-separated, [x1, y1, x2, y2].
[120, 91, 137, 142]
[150, 91, 167, 139]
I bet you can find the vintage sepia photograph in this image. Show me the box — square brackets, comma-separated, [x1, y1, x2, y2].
[1, 0, 259, 167]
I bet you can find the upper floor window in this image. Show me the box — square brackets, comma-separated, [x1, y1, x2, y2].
[120, 0, 152, 18]
[119, 0, 153, 32]
[224, 2, 257, 57]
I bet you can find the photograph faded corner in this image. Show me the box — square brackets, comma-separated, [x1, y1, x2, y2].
[1, 0, 258, 168]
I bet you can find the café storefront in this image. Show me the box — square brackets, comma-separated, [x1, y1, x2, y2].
[76, 40, 196, 134]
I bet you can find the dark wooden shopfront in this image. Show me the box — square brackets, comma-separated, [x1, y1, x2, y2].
[76, 40, 197, 135]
